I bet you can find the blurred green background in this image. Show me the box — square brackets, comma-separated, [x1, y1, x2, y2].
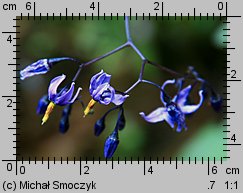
[17, 17, 226, 160]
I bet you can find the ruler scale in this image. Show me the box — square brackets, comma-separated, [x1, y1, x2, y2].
[0, 0, 242, 192]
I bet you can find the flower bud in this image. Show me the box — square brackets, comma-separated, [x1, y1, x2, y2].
[59, 116, 69, 134]
[94, 118, 105, 136]
[115, 108, 126, 131]
[104, 130, 119, 159]
[59, 104, 72, 134]
[36, 95, 49, 114]
[62, 104, 72, 116]
[176, 78, 184, 91]
[200, 83, 208, 99]
[210, 94, 222, 112]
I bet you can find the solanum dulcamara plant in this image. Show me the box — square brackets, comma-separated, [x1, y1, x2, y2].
[20, 17, 222, 159]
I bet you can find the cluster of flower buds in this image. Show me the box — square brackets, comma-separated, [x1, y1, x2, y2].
[94, 107, 125, 158]
[186, 66, 223, 112]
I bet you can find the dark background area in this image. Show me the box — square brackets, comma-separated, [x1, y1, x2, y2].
[17, 17, 226, 160]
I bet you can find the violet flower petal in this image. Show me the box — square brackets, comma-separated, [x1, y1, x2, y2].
[174, 85, 192, 106]
[92, 83, 110, 99]
[55, 82, 75, 105]
[95, 72, 111, 86]
[180, 90, 204, 114]
[139, 107, 167, 123]
[92, 83, 115, 105]
[48, 74, 66, 101]
[90, 70, 104, 90]
[112, 94, 129, 106]
[89, 70, 111, 94]
[99, 86, 115, 105]
[68, 87, 82, 104]
[160, 79, 176, 105]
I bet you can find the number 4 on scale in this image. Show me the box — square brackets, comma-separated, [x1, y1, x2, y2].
[144, 166, 153, 175]
[7, 35, 12, 43]
[90, 2, 99, 11]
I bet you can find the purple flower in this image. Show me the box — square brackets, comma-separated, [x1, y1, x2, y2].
[20, 57, 76, 80]
[140, 79, 204, 132]
[20, 59, 50, 80]
[48, 74, 82, 106]
[90, 70, 128, 105]
[42, 74, 81, 125]
[84, 70, 128, 116]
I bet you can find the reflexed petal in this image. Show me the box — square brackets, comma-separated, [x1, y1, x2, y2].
[48, 74, 66, 101]
[89, 70, 111, 94]
[112, 94, 129, 106]
[90, 70, 104, 90]
[90, 70, 103, 93]
[174, 85, 192, 106]
[68, 87, 82, 104]
[92, 83, 110, 99]
[96, 73, 111, 86]
[92, 83, 115, 105]
[55, 82, 75, 105]
[139, 107, 167, 123]
[180, 90, 204, 114]
[160, 79, 176, 105]
[100, 86, 115, 105]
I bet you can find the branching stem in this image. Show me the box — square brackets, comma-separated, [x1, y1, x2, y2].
[72, 16, 205, 97]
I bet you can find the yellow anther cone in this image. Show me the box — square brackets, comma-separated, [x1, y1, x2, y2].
[41, 102, 55, 125]
[84, 99, 96, 117]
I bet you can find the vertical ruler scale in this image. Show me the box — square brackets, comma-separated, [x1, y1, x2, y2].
[0, 0, 242, 192]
